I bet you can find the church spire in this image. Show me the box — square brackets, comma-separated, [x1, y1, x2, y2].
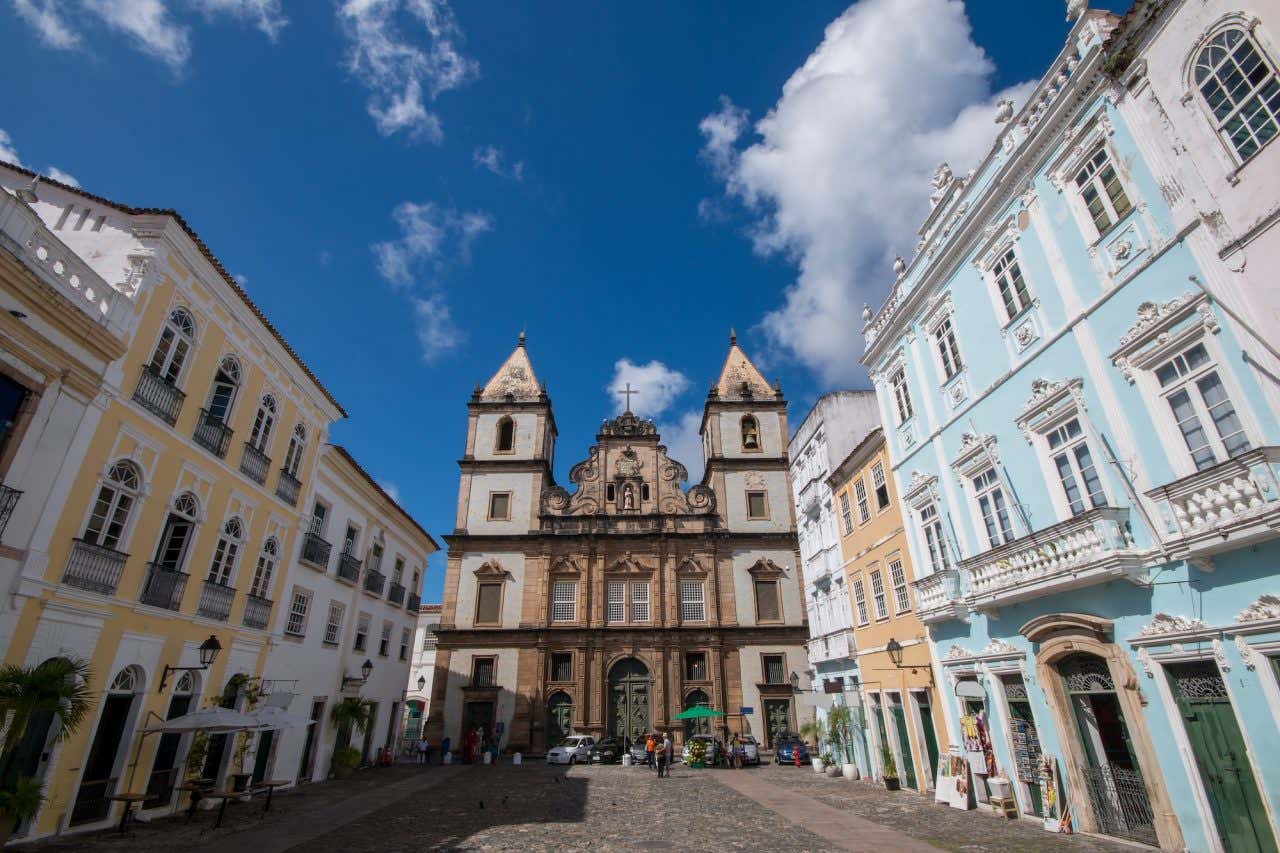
[479, 333, 542, 400]
[713, 335, 774, 401]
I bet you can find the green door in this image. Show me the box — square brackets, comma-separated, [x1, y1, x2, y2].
[763, 699, 791, 748]
[547, 692, 573, 746]
[913, 691, 940, 787]
[889, 698, 918, 790]
[1167, 661, 1277, 853]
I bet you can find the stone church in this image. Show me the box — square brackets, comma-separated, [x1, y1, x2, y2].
[426, 334, 809, 753]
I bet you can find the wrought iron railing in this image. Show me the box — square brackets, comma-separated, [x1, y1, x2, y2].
[0, 483, 21, 543]
[300, 531, 331, 568]
[407, 593, 421, 613]
[388, 582, 405, 606]
[1081, 765, 1158, 847]
[70, 777, 114, 825]
[139, 563, 188, 611]
[239, 442, 271, 485]
[197, 580, 236, 621]
[242, 593, 273, 630]
[62, 538, 128, 595]
[193, 408, 233, 458]
[276, 469, 301, 506]
[337, 552, 361, 584]
[132, 364, 185, 426]
[364, 568, 386, 596]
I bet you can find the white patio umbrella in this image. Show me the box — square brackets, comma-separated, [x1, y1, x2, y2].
[141, 706, 261, 733]
[246, 706, 315, 730]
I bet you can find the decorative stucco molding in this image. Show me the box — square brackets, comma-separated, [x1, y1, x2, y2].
[903, 470, 939, 511]
[1137, 612, 1207, 637]
[1212, 638, 1230, 672]
[1236, 594, 1280, 623]
[1234, 634, 1259, 670]
[1110, 291, 1220, 381]
[1136, 646, 1154, 678]
[950, 432, 999, 479]
[944, 644, 975, 661]
[1015, 377, 1085, 442]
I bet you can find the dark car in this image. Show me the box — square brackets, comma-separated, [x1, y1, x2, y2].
[591, 736, 627, 764]
[773, 738, 810, 765]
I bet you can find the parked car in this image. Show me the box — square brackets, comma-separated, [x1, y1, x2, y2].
[591, 736, 626, 764]
[547, 735, 595, 765]
[737, 734, 761, 766]
[629, 740, 650, 765]
[681, 734, 721, 765]
[774, 737, 810, 764]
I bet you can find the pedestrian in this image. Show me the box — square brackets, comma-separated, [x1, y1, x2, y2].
[441, 735, 452, 765]
[730, 735, 743, 770]
[416, 736, 429, 765]
[657, 732, 671, 778]
[645, 733, 655, 770]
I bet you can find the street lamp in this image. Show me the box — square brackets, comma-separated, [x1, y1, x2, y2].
[362, 659, 374, 681]
[417, 675, 426, 691]
[885, 638, 904, 668]
[343, 659, 374, 690]
[157, 635, 222, 693]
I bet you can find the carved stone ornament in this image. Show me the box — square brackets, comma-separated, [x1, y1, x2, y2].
[748, 558, 787, 577]
[1136, 647, 1154, 678]
[1212, 638, 1230, 673]
[994, 99, 1014, 123]
[1234, 634, 1259, 670]
[862, 303, 873, 323]
[1015, 377, 1083, 440]
[892, 256, 907, 278]
[1137, 612, 1208, 637]
[550, 556, 582, 575]
[616, 448, 642, 477]
[929, 163, 955, 208]
[944, 645, 975, 661]
[950, 432, 998, 478]
[1235, 594, 1280, 623]
[980, 638, 1021, 658]
[600, 411, 656, 438]
[677, 557, 707, 575]
[903, 470, 937, 509]
[473, 560, 511, 580]
[1115, 292, 1199, 349]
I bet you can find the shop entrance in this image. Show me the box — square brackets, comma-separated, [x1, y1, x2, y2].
[607, 658, 650, 742]
[547, 691, 573, 745]
[1058, 653, 1157, 847]
[912, 690, 940, 786]
[887, 692, 917, 790]
[72, 667, 142, 825]
[1166, 661, 1276, 853]
[999, 674, 1044, 817]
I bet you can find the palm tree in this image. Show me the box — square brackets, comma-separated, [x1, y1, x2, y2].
[0, 658, 93, 785]
[330, 697, 374, 735]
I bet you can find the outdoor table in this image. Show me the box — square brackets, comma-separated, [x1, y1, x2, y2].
[205, 789, 241, 829]
[106, 792, 148, 833]
[254, 779, 291, 813]
[177, 780, 213, 823]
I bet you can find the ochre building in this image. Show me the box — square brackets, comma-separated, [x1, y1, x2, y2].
[427, 335, 809, 753]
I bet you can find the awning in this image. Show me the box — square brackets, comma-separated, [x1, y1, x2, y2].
[672, 706, 726, 720]
[248, 706, 315, 730]
[141, 707, 260, 733]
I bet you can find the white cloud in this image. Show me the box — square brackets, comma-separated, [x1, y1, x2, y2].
[606, 359, 705, 481]
[378, 479, 402, 503]
[0, 130, 23, 167]
[372, 200, 491, 361]
[12, 0, 81, 49]
[191, 0, 287, 41]
[337, 0, 478, 142]
[660, 409, 706, 483]
[473, 144, 524, 181]
[47, 166, 79, 186]
[700, 0, 1033, 384]
[82, 0, 191, 70]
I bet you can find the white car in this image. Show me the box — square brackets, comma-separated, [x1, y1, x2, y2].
[737, 735, 761, 766]
[546, 735, 594, 765]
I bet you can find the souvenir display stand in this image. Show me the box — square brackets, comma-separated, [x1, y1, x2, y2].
[934, 748, 974, 810]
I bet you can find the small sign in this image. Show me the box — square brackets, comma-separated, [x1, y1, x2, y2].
[495, 721, 505, 734]
[739, 706, 754, 715]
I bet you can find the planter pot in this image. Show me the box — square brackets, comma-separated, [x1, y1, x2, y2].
[842, 763, 859, 780]
[825, 765, 841, 778]
[884, 776, 901, 791]
[230, 773, 253, 793]
[811, 758, 824, 773]
[333, 763, 355, 780]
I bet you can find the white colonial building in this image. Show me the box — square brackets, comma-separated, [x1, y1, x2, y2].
[405, 602, 442, 746]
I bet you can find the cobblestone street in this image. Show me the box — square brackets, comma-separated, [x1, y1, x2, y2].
[26, 760, 1140, 852]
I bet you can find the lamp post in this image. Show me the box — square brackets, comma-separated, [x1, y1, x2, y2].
[343, 659, 374, 690]
[885, 638, 904, 668]
[417, 675, 426, 692]
[156, 635, 222, 692]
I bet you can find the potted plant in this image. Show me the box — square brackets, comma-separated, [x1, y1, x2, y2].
[822, 754, 840, 777]
[826, 705, 858, 780]
[881, 743, 900, 791]
[0, 658, 92, 843]
[686, 737, 707, 769]
[797, 721, 823, 772]
[332, 746, 361, 780]
[330, 697, 374, 776]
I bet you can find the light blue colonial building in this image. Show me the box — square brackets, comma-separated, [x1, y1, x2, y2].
[860, 3, 1280, 851]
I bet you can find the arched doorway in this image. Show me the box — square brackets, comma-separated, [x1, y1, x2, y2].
[144, 670, 199, 807]
[547, 691, 573, 746]
[683, 690, 711, 739]
[72, 665, 144, 825]
[607, 658, 650, 742]
[404, 700, 426, 742]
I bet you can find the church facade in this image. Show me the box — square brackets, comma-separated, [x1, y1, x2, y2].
[426, 335, 809, 753]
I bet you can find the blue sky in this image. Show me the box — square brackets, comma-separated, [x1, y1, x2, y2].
[0, 0, 1129, 601]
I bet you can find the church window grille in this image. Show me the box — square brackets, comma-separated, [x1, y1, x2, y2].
[934, 316, 963, 380]
[741, 415, 761, 450]
[839, 493, 854, 535]
[872, 462, 890, 510]
[475, 582, 502, 625]
[354, 612, 370, 651]
[285, 588, 311, 637]
[379, 621, 392, 656]
[1074, 146, 1132, 236]
[992, 249, 1033, 322]
[551, 580, 577, 622]
[1156, 342, 1250, 470]
[606, 581, 625, 623]
[870, 570, 887, 619]
[83, 460, 141, 550]
[149, 308, 195, 384]
[323, 601, 344, 645]
[853, 580, 869, 626]
[495, 416, 515, 453]
[973, 468, 1014, 549]
[762, 654, 785, 685]
[889, 559, 910, 613]
[854, 479, 870, 524]
[550, 653, 573, 682]
[679, 580, 705, 622]
[1048, 418, 1107, 515]
[685, 652, 707, 681]
[754, 579, 781, 622]
[890, 368, 913, 424]
[488, 492, 511, 520]
[471, 657, 496, 687]
[1194, 27, 1280, 162]
[746, 490, 768, 519]
[631, 581, 649, 622]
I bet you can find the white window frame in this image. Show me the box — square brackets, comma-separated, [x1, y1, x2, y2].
[399, 627, 411, 660]
[630, 580, 650, 622]
[869, 569, 888, 620]
[248, 393, 277, 453]
[379, 620, 392, 656]
[1049, 113, 1139, 247]
[354, 611, 371, 651]
[323, 601, 345, 645]
[81, 459, 143, 552]
[921, 294, 968, 408]
[838, 493, 854, 535]
[854, 479, 871, 524]
[971, 466, 1016, 550]
[1017, 378, 1113, 521]
[606, 580, 625, 623]
[148, 307, 196, 385]
[888, 558, 910, 614]
[551, 579, 577, 622]
[249, 537, 278, 598]
[1047, 417, 1108, 516]
[1188, 20, 1280, 166]
[207, 517, 244, 586]
[286, 587, 312, 637]
[933, 315, 963, 382]
[871, 462, 890, 511]
[283, 423, 307, 478]
[679, 580, 705, 622]
[919, 503, 950, 574]
[890, 366, 913, 426]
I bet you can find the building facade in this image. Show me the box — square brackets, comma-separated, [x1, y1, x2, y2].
[405, 603, 443, 746]
[828, 428, 944, 793]
[787, 391, 879, 764]
[427, 335, 809, 754]
[265, 445, 435, 783]
[860, 6, 1280, 851]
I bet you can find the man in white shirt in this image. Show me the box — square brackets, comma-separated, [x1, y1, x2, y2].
[657, 733, 672, 778]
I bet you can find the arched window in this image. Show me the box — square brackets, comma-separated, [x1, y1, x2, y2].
[174, 669, 199, 695]
[206, 356, 241, 423]
[208, 516, 244, 586]
[495, 416, 515, 453]
[283, 424, 307, 477]
[149, 308, 196, 384]
[741, 415, 760, 450]
[250, 536, 278, 598]
[110, 665, 144, 694]
[1194, 27, 1280, 162]
[154, 491, 199, 571]
[248, 394, 277, 452]
[83, 460, 141, 550]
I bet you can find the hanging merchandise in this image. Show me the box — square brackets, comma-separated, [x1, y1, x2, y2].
[1009, 716, 1042, 781]
[1039, 755, 1065, 833]
[934, 748, 973, 810]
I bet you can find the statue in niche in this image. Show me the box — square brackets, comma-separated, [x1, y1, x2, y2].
[622, 483, 635, 510]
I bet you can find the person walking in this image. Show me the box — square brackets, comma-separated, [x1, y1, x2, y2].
[416, 736, 429, 765]
[441, 735, 452, 765]
[656, 732, 671, 778]
[730, 735, 743, 770]
[645, 733, 655, 771]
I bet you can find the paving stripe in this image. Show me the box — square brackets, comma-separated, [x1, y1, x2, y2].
[195, 766, 466, 853]
[713, 770, 940, 853]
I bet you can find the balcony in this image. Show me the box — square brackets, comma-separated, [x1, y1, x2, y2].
[193, 409, 233, 458]
[408, 593, 421, 613]
[276, 469, 301, 506]
[364, 568, 386, 596]
[62, 538, 128, 595]
[239, 442, 270, 485]
[960, 507, 1144, 609]
[1145, 446, 1280, 561]
[808, 629, 855, 664]
[242, 593, 273, 630]
[299, 531, 331, 569]
[0, 484, 21, 544]
[388, 582, 406, 606]
[139, 563, 188, 611]
[336, 552, 362, 584]
[132, 365, 186, 426]
[912, 569, 966, 624]
[197, 580, 236, 621]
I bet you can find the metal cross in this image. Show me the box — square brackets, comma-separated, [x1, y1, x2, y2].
[618, 382, 638, 412]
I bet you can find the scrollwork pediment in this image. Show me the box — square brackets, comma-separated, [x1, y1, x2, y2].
[677, 557, 707, 576]
[473, 560, 512, 580]
[1236, 594, 1280, 624]
[549, 556, 582, 575]
[747, 558, 787, 577]
[606, 556, 651, 575]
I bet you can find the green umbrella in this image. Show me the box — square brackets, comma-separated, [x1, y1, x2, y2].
[672, 705, 725, 720]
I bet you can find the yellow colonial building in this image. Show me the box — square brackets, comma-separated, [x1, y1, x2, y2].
[828, 427, 945, 794]
[0, 165, 344, 840]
